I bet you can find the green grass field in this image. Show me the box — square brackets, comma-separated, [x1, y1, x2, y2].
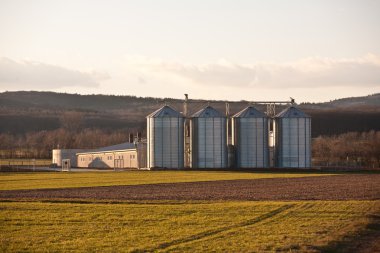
[0, 171, 333, 190]
[1, 200, 379, 252]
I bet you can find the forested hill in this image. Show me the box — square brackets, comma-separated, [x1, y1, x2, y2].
[301, 93, 380, 110]
[1, 91, 380, 111]
[0, 91, 380, 137]
[0, 91, 170, 111]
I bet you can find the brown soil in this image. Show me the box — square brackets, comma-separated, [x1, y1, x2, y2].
[1, 174, 379, 201]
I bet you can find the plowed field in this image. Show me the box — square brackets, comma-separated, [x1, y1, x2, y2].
[1, 174, 379, 201]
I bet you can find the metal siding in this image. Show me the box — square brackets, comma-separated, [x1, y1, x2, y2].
[155, 118, 163, 167]
[231, 117, 269, 168]
[306, 118, 312, 167]
[161, 118, 171, 166]
[275, 113, 311, 168]
[190, 118, 199, 168]
[298, 118, 306, 168]
[147, 115, 184, 169]
[192, 117, 227, 169]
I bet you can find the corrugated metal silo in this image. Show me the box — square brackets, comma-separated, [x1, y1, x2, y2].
[190, 106, 227, 168]
[232, 106, 269, 168]
[147, 105, 184, 169]
[274, 106, 311, 168]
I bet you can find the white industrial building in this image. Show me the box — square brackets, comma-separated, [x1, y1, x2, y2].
[52, 149, 90, 167]
[77, 142, 146, 169]
[52, 141, 147, 169]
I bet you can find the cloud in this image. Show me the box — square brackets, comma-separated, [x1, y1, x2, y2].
[0, 57, 109, 89]
[125, 54, 380, 89]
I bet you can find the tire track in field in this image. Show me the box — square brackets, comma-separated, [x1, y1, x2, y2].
[132, 204, 295, 252]
[185, 202, 312, 248]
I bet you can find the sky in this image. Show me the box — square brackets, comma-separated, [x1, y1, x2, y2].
[0, 0, 379, 103]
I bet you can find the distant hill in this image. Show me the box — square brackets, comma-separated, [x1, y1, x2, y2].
[301, 93, 380, 110]
[0, 91, 379, 137]
[1, 91, 379, 111]
[326, 93, 380, 107]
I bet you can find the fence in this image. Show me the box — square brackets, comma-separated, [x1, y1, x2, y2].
[0, 159, 51, 167]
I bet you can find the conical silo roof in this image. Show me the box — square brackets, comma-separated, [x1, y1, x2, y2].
[191, 106, 223, 118]
[275, 106, 310, 118]
[147, 105, 183, 118]
[233, 106, 267, 118]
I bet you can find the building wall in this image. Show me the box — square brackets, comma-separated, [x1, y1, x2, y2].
[52, 149, 88, 167]
[77, 150, 138, 169]
[114, 150, 138, 168]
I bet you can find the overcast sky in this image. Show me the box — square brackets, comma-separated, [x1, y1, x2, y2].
[0, 0, 379, 102]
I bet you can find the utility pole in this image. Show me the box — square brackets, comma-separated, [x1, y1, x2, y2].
[184, 94, 190, 168]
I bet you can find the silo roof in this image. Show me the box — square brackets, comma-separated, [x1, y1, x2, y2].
[191, 106, 224, 118]
[275, 106, 310, 118]
[233, 106, 267, 118]
[147, 105, 183, 118]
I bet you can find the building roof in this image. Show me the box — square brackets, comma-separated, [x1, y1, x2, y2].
[191, 106, 224, 118]
[95, 142, 136, 152]
[275, 106, 310, 118]
[233, 106, 267, 118]
[146, 105, 183, 118]
[76, 142, 136, 155]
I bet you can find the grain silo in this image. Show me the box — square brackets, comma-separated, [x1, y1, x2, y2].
[190, 106, 227, 168]
[274, 106, 311, 168]
[232, 106, 269, 168]
[147, 105, 184, 169]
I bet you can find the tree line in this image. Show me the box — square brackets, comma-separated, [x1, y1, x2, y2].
[0, 128, 138, 159]
[313, 131, 380, 168]
[1, 127, 379, 169]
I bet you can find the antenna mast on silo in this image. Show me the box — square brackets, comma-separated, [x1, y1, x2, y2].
[225, 102, 230, 117]
[184, 94, 188, 117]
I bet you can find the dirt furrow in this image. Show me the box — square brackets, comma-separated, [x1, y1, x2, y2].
[0, 174, 379, 201]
